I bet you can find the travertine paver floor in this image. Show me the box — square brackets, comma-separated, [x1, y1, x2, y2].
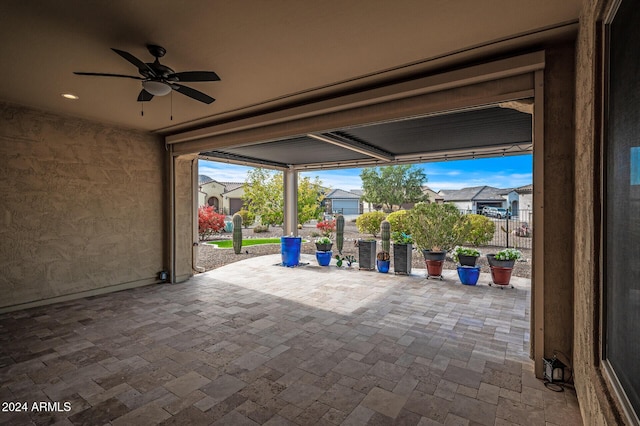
[0, 254, 582, 425]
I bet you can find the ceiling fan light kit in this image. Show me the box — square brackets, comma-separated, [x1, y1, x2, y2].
[73, 44, 219, 106]
[142, 80, 172, 96]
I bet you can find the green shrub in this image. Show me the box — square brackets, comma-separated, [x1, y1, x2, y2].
[237, 210, 255, 228]
[253, 225, 269, 233]
[356, 211, 387, 237]
[406, 202, 470, 251]
[386, 210, 411, 235]
[465, 214, 495, 246]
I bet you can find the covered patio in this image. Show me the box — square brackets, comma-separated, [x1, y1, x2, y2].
[0, 256, 581, 425]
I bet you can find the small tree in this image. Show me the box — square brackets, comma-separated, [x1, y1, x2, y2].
[298, 176, 326, 225]
[356, 211, 387, 237]
[242, 168, 325, 228]
[242, 168, 283, 228]
[198, 206, 225, 240]
[360, 165, 428, 212]
[465, 214, 495, 246]
[406, 202, 470, 251]
[237, 210, 255, 228]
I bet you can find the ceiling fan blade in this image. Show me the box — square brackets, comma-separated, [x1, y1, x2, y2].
[111, 48, 156, 76]
[169, 71, 221, 82]
[74, 72, 143, 80]
[172, 84, 215, 104]
[137, 89, 154, 102]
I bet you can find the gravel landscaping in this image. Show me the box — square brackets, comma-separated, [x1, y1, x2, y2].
[197, 220, 532, 278]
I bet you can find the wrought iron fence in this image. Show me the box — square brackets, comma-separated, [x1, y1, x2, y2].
[461, 209, 533, 250]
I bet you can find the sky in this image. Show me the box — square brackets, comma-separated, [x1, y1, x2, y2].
[199, 154, 532, 192]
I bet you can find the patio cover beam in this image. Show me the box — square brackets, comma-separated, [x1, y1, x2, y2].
[306, 133, 394, 162]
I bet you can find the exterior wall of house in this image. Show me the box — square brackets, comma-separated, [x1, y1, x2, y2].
[0, 102, 167, 311]
[173, 155, 196, 283]
[450, 201, 473, 212]
[573, 0, 627, 423]
[199, 180, 225, 210]
[222, 186, 245, 215]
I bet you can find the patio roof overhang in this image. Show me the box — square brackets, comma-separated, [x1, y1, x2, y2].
[165, 51, 541, 173]
[198, 104, 532, 171]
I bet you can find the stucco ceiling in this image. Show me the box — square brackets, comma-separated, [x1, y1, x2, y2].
[0, 0, 581, 136]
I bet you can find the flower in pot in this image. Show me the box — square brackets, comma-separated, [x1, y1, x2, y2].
[392, 232, 413, 275]
[452, 246, 480, 267]
[376, 251, 391, 273]
[487, 248, 522, 287]
[407, 202, 470, 278]
[315, 236, 333, 252]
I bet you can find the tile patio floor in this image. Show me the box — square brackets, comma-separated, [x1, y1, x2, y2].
[0, 254, 582, 425]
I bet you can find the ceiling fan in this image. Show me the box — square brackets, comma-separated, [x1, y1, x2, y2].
[74, 44, 220, 104]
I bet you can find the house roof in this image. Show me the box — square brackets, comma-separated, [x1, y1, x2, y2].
[219, 182, 244, 194]
[199, 175, 214, 184]
[326, 189, 361, 200]
[349, 189, 364, 196]
[439, 185, 506, 202]
[515, 184, 533, 194]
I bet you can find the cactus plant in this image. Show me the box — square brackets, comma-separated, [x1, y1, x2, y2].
[336, 214, 345, 254]
[380, 220, 391, 253]
[232, 213, 243, 254]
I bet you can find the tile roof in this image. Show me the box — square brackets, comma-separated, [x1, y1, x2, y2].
[439, 185, 507, 201]
[220, 182, 245, 193]
[326, 188, 362, 199]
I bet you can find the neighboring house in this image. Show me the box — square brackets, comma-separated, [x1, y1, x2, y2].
[514, 184, 533, 222]
[400, 185, 442, 209]
[324, 189, 362, 215]
[422, 185, 442, 204]
[198, 175, 245, 215]
[438, 185, 518, 214]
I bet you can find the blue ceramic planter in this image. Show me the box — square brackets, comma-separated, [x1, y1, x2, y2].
[316, 250, 333, 266]
[377, 260, 390, 273]
[281, 236, 302, 267]
[457, 266, 480, 285]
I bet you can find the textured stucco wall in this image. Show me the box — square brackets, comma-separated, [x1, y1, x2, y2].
[574, 0, 627, 423]
[173, 155, 196, 282]
[0, 102, 166, 310]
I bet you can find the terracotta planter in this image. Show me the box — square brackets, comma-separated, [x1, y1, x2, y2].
[490, 266, 513, 286]
[425, 260, 444, 277]
[422, 250, 446, 279]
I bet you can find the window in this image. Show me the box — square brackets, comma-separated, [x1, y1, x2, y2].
[604, 0, 640, 420]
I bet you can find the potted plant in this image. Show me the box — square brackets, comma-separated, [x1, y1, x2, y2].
[452, 246, 481, 285]
[407, 203, 470, 279]
[315, 249, 333, 266]
[315, 236, 333, 252]
[376, 251, 390, 273]
[487, 248, 521, 287]
[392, 231, 413, 275]
[452, 246, 480, 266]
[358, 239, 377, 270]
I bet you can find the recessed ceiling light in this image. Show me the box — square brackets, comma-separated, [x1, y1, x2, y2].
[62, 93, 79, 100]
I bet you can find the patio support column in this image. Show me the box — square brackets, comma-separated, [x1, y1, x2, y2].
[283, 166, 298, 236]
